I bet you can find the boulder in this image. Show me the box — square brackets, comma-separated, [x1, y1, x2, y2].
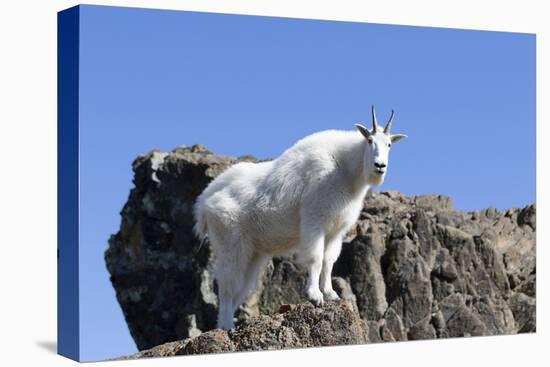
[120, 300, 367, 359]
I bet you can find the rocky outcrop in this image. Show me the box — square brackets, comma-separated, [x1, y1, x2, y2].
[105, 145, 536, 356]
[119, 300, 367, 359]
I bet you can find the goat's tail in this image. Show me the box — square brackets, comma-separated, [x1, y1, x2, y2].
[193, 196, 209, 246]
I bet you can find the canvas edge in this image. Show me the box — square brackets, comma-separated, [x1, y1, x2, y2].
[57, 4, 80, 362]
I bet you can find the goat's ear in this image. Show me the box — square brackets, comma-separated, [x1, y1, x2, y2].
[355, 124, 371, 139]
[390, 134, 408, 143]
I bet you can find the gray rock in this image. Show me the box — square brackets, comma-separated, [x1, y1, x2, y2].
[113, 340, 188, 360]
[106, 146, 536, 356]
[182, 329, 235, 355]
[121, 300, 367, 359]
[517, 205, 536, 230]
[335, 231, 388, 321]
[105, 146, 255, 350]
[257, 257, 309, 315]
[507, 292, 536, 333]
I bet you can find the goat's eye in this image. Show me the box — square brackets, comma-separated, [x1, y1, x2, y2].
[388, 143, 391, 148]
[368, 138, 373, 144]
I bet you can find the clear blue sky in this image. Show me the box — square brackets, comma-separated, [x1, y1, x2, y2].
[77, 5, 535, 361]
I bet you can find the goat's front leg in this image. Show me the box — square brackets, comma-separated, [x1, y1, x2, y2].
[320, 237, 343, 301]
[296, 227, 325, 306]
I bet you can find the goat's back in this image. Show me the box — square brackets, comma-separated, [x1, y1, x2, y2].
[194, 129, 365, 254]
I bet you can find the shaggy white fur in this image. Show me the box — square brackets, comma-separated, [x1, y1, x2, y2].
[194, 108, 406, 330]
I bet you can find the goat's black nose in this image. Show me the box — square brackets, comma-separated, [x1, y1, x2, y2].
[374, 162, 386, 168]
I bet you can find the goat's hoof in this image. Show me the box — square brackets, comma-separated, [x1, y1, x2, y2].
[322, 289, 340, 301]
[307, 288, 324, 307]
[217, 321, 235, 331]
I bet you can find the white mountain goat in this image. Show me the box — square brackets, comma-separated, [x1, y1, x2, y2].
[193, 106, 407, 330]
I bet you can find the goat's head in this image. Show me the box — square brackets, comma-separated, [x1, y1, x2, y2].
[355, 106, 407, 185]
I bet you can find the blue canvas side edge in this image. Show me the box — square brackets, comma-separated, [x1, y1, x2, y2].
[57, 5, 80, 361]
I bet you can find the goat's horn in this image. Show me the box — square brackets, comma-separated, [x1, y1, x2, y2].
[384, 109, 395, 134]
[371, 105, 378, 133]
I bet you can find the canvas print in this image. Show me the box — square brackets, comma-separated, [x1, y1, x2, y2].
[57, 5, 536, 362]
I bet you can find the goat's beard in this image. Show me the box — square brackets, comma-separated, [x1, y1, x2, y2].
[367, 171, 386, 186]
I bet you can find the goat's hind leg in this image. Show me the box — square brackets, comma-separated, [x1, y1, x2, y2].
[214, 257, 237, 330]
[232, 253, 270, 313]
[216, 284, 235, 330]
[213, 238, 251, 330]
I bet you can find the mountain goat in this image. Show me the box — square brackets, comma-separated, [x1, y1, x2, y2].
[194, 106, 407, 330]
